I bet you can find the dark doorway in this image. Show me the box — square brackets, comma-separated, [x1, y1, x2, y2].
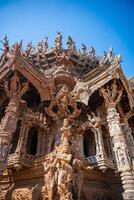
[26, 127, 38, 155]
[84, 129, 96, 157]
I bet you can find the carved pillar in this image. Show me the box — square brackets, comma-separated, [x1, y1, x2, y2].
[0, 72, 29, 175]
[75, 134, 84, 157]
[100, 80, 134, 200]
[94, 127, 107, 172]
[15, 121, 26, 153]
[122, 121, 134, 158]
[36, 129, 42, 155]
[0, 97, 20, 174]
[107, 105, 134, 200]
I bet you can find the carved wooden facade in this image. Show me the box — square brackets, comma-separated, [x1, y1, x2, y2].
[0, 34, 134, 200]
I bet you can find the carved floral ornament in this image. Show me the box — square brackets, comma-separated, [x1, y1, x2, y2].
[100, 79, 123, 108]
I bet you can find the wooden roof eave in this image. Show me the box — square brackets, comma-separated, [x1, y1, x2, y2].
[79, 64, 118, 93]
[117, 68, 134, 110]
[0, 54, 55, 101]
[80, 63, 134, 110]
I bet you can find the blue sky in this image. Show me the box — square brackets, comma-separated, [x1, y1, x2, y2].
[0, 0, 133, 78]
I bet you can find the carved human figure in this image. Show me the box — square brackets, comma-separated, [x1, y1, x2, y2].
[56, 145, 73, 200]
[43, 154, 57, 200]
[60, 119, 71, 143]
[116, 145, 130, 167]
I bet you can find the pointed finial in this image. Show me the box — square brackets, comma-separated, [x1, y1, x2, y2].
[108, 47, 113, 58]
[55, 32, 62, 50]
[44, 36, 48, 50]
[89, 46, 95, 59]
[67, 36, 76, 52]
[19, 40, 23, 49]
[25, 42, 32, 56]
[114, 54, 122, 65]
[11, 42, 21, 55]
[0, 35, 9, 53]
[81, 43, 87, 57]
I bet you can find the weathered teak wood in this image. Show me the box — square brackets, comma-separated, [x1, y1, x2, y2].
[0, 34, 134, 200]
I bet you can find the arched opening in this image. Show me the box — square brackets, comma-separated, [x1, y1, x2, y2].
[10, 120, 22, 154]
[88, 89, 104, 112]
[22, 85, 41, 110]
[84, 129, 96, 157]
[101, 125, 113, 158]
[26, 126, 38, 155]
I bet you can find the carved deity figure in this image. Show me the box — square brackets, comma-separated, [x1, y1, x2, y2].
[56, 145, 73, 200]
[4, 72, 29, 98]
[56, 86, 69, 117]
[43, 118, 75, 200]
[82, 112, 101, 132]
[115, 145, 130, 167]
[44, 153, 57, 200]
[45, 85, 81, 120]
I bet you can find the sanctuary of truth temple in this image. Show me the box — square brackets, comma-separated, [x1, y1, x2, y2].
[0, 33, 134, 200]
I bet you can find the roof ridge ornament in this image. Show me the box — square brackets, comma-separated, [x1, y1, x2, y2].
[0, 35, 9, 53]
[81, 43, 87, 58]
[67, 36, 77, 53]
[0, 35, 122, 76]
[54, 32, 62, 51]
[89, 46, 95, 60]
[11, 40, 23, 56]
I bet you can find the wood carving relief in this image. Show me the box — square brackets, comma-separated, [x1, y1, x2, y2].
[0, 35, 134, 200]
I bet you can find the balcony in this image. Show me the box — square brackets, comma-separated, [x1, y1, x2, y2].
[85, 155, 116, 171]
[7, 152, 35, 170]
[85, 156, 97, 166]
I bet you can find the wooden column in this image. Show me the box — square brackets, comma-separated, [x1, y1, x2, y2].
[107, 104, 134, 200]
[75, 134, 84, 157]
[94, 127, 107, 172]
[0, 72, 29, 175]
[0, 96, 20, 174]
[122, 120, 134, 158]
[101, 80, 134, 200]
